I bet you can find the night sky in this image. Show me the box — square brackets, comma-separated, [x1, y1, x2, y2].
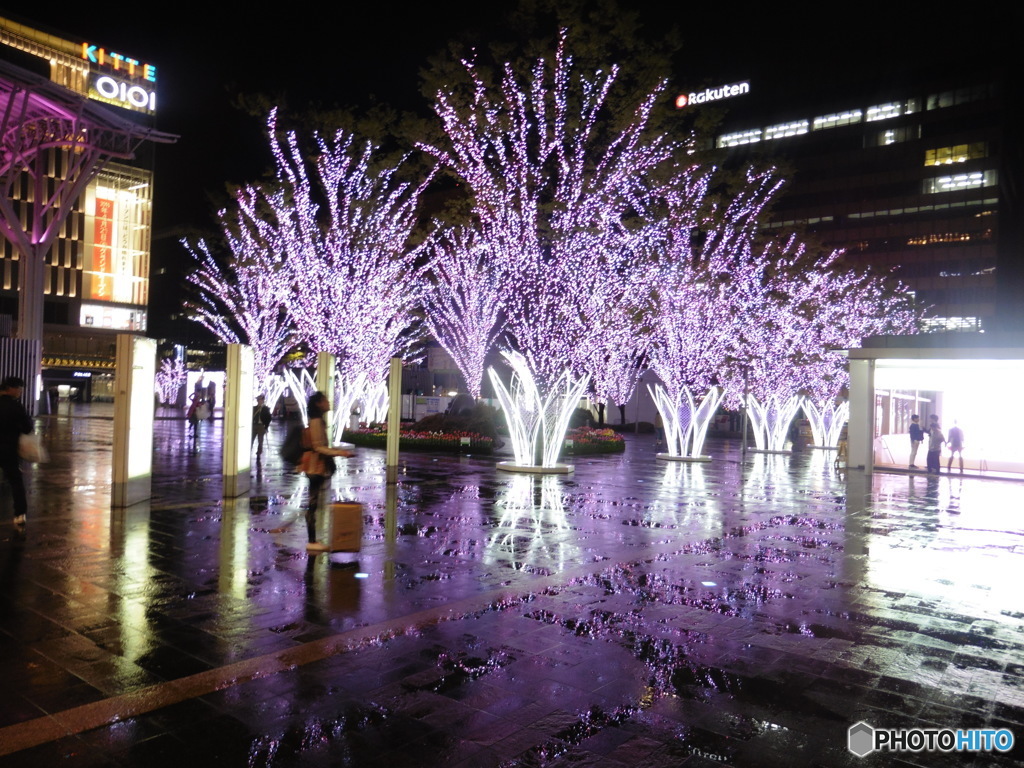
[7, 2, 1013, 228]
[3, 1, 1015, 334]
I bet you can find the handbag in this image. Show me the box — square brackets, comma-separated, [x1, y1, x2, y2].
[18, 434, 49, 463]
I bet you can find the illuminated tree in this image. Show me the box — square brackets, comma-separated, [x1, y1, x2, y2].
[797, 269, 918, 447]
[421, 33, 674, 467]
[154, 357, 187, 407]
[577, 273, 653, 426]
[184, 234, 293, 405]
[646, 169, 783, 458]
[726, 241, 918, 452]
[644, 165, 919, 457]
[237, 110, 433, 431]
[421, 227, 505, 399]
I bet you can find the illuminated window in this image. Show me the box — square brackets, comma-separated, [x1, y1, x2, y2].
[924, 142, 987, 166]
[866, 125, 920, 146]
[717, 129, 762, 148]
[920, 316, 981, 332]
[812, 110, 862, 130]
[764, 120, 809, 140]
[906, 230, 991, 246]
[923, 171, 997, 194]
[866, 102, 902, 121]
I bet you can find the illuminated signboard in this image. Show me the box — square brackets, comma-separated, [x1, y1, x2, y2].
[81, 44, 156, 82]
[92, 198, 113, 300]
[90, 75, 156, 112]
[675, 81, 750, 109]
[81, 43, 157, 114]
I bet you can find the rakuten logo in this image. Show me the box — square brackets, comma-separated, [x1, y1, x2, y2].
[675, 81, 750, 109]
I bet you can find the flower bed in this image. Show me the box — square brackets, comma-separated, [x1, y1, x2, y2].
[561, 427, 626, 455]
[343, 425, 493, 454]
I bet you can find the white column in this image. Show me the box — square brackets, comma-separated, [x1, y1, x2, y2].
[847, 358, 875, 473]
[386, 357, 402, 481]
[112, 334, 156, 507]
[223, 344, 254, 497]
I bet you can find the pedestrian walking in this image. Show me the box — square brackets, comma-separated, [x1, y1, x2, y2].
[908, 414, 924, 468]
[299, 392, 354, 552]
[252, 394, 272, 460]
[947, 421, 965, 473]
[0, 376, 34, 526]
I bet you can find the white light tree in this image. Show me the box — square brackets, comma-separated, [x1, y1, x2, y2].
[728, 244, 919, 452]
[421, 33, 674, 469]
[421, 227, 505, 400]
[239, 110, 433, 440]
[183, 229, 293, 411]
[154, 357, 187, 407]
[645, 169, 785, 460]
[798, 269, 918, 448]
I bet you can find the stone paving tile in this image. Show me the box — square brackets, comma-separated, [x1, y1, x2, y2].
[1, 409, 1023, 765]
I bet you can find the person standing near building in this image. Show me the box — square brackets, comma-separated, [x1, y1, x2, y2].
[251, 395, 272, 460]
[300, 392, 354, 552]
[947, 421, 965, 473]
[926, 414, 945, 474]
[908, 414, 924, 469]
[0, 376, 34, 525]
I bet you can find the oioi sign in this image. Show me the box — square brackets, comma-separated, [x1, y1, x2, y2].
[675, 81, 750, 109]
[81, 42, 158, 115]
[89, 74, 156, 113]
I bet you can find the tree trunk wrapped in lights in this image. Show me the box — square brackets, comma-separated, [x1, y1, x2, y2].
[646, 170, 785, 460]
[488, 351, 590, 469]
[803, 396, 850, 448]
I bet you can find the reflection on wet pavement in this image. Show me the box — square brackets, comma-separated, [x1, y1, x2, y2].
[0, 408, 1021, 766]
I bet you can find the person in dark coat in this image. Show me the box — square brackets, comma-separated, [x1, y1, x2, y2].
[252, 395, 272, 459]
[0, 376, 34, 525]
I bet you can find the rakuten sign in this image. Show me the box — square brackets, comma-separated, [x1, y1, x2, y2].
[676, 81, 750, 109]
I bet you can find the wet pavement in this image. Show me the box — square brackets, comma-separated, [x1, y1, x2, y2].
[1, 404, 1022, 767]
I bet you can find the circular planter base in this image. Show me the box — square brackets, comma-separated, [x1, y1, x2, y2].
[497, 461, 574, 474]
[656, 453, 712, 463]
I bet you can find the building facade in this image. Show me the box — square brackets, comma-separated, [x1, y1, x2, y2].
[0, 15, 160, 400]
[685, 69, 1017, 333]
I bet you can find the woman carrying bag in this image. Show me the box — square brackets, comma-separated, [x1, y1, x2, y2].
[300, 392, 354, 552]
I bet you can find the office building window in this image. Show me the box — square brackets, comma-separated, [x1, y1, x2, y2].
[926, 85, 993, 110]
[923, 171, 997, 194]
[764, 120, 809, 141]
[866, 102, 902, 121]
[812, 110, 862, 130]
[924, 142, 987, 166]
[717, 129, 762, 148]
[866, 125, 920, 146]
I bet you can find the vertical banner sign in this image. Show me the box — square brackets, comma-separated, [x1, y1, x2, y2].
[223, 344, 254, 497]
[112, 335, 156, 507]
[93, 198, 114, 300]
